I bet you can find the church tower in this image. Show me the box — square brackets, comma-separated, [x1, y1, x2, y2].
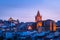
[35, 11, 42, 29]
[35, 11, 42, 22]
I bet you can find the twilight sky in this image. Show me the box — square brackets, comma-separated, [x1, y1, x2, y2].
[0, 0, 60, 22]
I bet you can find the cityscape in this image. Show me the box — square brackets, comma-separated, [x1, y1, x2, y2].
[0, 0, 60, 40]
[0, 11, 60, 40]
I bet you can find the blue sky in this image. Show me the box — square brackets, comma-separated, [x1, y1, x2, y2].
[0, 0, 60, 22]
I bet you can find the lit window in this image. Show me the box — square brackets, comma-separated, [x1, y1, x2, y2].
[28, 26, 32, 30]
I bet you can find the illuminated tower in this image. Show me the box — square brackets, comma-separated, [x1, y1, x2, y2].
[35, 11, 42, 22]
[35, 11, 42, 29]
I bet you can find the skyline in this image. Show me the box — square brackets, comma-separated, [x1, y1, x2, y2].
[0, 0, 60, 22]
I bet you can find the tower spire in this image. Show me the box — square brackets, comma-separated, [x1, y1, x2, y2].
[37, 10, 40, 16]
[35, 10, 42, 22]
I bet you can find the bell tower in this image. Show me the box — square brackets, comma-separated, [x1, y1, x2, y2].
[35, 11, 42, 22]
[35, 11, 42, 28]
